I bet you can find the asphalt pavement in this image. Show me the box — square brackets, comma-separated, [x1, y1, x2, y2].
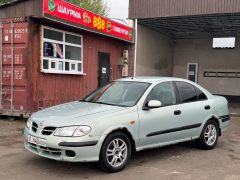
[0, 117, 240, 180]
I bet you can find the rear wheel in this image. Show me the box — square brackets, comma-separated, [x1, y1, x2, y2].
[99, 132, 131, 173]
[197, 120, 219, 150]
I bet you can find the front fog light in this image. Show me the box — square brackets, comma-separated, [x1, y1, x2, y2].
[26, 119, 32, 129]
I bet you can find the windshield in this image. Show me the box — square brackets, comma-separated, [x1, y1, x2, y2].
[82, 81, 150, 107]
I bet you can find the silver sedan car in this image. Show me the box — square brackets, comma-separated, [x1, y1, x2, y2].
[23, 77, 230, 172]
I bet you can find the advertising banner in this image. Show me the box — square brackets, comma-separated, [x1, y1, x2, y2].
[43, 0, 134, 42]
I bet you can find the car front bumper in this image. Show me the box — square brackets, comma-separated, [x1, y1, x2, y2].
[23, 127, 102, 162]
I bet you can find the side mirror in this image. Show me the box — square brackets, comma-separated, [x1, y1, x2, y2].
[147, 100, 162, 109]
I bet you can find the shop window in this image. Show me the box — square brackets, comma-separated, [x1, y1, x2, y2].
[58, 61, 63, 71]
[78, 63, 82, 72]
[42, 26, 83, 75]
[44, 28, 63, 41]
[65, 45, 82, 60]
[65, 34, 82, 45]
[71, 63, 76, 70]
[43, 59, 49, 69]
[51, 61, 56, 69]
[65, 62, 70, 71]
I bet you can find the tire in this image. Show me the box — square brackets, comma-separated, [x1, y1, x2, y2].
[197, 120, 219, 150]
[99, 132, 132, 173]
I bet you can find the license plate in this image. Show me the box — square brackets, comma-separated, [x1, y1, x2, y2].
[28, 135, 47, 147]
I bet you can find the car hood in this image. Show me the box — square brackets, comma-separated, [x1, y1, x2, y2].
[31, 101, 126, 126]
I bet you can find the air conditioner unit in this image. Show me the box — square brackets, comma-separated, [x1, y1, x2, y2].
[123, 50, 128, 62]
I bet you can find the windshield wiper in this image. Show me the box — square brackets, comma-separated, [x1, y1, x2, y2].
[95, 101, 114, 106]
[79, 100, 129, 107]
[79, 99, 87, 102]
[95, 102, 129, 107]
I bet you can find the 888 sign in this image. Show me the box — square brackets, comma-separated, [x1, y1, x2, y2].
[93, 16, 106, 30]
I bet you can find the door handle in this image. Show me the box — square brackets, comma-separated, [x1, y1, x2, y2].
[205, 105, 211, 110]
[174, 110, 181, 115]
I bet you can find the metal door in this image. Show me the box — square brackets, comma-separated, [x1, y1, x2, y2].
[98, 52, 110, 87]
[187, 63, 198, 83]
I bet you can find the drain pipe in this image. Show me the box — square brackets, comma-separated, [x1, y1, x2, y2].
[0, 20, 2, 113]
[10, 20, 14, 114]
[133, 19, 138, 77]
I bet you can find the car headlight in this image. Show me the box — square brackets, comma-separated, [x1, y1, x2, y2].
[26, 119, 32, 129]
[54, 126, 91, 137]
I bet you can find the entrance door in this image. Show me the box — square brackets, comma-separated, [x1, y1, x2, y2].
[98, 52, 110, 87]
[187, 63, 198, 83]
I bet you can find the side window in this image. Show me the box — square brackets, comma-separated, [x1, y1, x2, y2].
[146, 82, 176, 107]
[196, 87, 208, 101]
[175, 81, 197, 103]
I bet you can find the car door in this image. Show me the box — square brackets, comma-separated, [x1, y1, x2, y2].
[138, 81, 186, 147]
[173, 81, 210, 139]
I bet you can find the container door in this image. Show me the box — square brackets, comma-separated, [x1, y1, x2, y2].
[0, 19, 28, 116]
[98, 52, 110, 87]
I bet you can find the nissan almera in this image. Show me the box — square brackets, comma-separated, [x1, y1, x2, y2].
[23, 77, 230, 172]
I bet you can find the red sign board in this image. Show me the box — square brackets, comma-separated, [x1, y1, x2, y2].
[43, 0, 134, 42]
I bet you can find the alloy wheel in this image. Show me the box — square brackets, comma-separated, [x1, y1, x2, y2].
[106, 138, 128, 168]
[204, 124, 217, 146]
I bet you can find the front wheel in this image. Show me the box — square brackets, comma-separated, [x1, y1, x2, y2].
[99, 132, 131, 173]
[197, 120, 219, 150]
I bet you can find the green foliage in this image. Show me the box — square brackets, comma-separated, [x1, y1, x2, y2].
[0, 0, 12, 4]
[66, 0, 108, 17]
[0, 0, 109, 17]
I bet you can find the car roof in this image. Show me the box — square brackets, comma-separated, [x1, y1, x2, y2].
[115, 76, 189, 84]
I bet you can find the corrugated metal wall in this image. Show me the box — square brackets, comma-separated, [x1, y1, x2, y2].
[28, 20, 123, 113]
[129, 0, 240, 19]
[0, 18, 124, 116]
[0, 0, 42, 18]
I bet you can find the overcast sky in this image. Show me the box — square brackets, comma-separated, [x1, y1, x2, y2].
[105, 0, 129, 20]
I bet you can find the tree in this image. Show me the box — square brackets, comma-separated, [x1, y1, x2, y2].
[0, 0, 11, 4]
[0, 0, 109, 17]
[66, 0, 108, 17]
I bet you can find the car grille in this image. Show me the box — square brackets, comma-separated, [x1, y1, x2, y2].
[32, 122, 38, 132]
[28, 143, 62, 156]
[42, 127, 57, 135]
[31, 122, 56, 136]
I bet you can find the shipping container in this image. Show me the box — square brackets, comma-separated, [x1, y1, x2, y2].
[0, 18, 28, 116]
[0, 17, 127, 117]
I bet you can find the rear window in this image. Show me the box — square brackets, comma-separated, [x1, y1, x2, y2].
[196, 87, 208, 101]
[176, 82, 197, 103]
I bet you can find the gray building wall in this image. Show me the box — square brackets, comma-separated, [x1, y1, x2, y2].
[136, 24, 174, 76]
[173, 38, 240, 96]
[129, 0, 240, 19]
